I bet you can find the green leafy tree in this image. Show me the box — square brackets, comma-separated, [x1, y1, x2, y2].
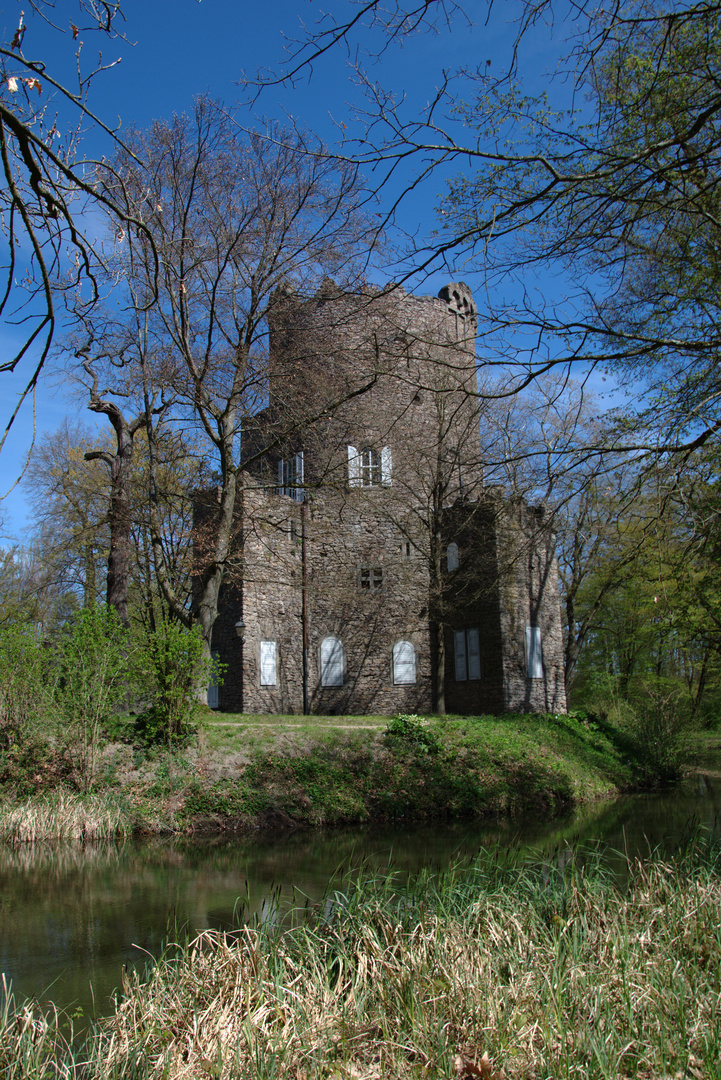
[51, 606, 132, 791]
[134, 619, 215, 747]
[0, 623, 52, 790]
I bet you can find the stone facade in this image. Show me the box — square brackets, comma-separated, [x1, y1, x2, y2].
[207, 281, 567, 715]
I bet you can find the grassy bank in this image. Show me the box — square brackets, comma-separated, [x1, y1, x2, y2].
[126, 710, 637, 833]
[2, 836, 720, 1078]
[0, 709, 690, 838]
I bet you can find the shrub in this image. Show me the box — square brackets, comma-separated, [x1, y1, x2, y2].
[0, 624, 65, 794]
[383, 713, 441, 755]
[623, 683, 691, 784]
[51, 607, 132, 791]
[134, 620, 215, 748]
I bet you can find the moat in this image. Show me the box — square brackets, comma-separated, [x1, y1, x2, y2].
[1, 773, 719, 1026]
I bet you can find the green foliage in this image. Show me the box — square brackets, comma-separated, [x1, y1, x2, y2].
[134, 620, 215, 748]
[0, 625, 60, 795]
[0, 624, 48, 747]
[622, 684, 691, 785]
[383, 713, 441, 755]
[51, 606, 132, 791]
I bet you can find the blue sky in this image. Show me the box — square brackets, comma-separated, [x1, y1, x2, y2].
[0, 0, 571, 540]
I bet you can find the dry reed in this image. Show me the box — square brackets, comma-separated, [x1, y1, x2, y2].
[0, 791, 129, 843]
[85, 839, 721, 1079]
[2, 840, 719, 1078]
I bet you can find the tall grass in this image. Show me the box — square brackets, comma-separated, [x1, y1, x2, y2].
[0, 791, 129, 843]
[2, 838, 720, 1078]
[0, 976, 77, 1080]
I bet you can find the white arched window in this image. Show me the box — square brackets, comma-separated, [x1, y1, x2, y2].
[320, 636, 344, 687]
[447, 542, 459, 572]
[392, 640, 416, 685]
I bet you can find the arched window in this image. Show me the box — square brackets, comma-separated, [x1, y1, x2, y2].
[447, 542, 459, 572]
[320, 636, 344, 687]
[392, 640, 416, 685]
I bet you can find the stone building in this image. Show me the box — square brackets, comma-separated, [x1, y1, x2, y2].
[205, 280, 567, 715]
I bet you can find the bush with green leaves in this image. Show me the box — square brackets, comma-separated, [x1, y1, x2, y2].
[0, 624, 55, 791]
[134, 620, 216, 748]
[383, 713, 441, 755]
[51, 606, 132, 791]
[623, 683, 692, 785]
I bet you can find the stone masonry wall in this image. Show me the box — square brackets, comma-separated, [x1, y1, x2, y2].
[206, 280, 567, 716]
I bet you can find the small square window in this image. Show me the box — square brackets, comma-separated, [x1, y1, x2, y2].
[360, 566, 383, 590]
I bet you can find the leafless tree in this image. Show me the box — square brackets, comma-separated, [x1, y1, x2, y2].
[85, 98, 374, 660]
[0, 2, 156, 453]
[250, 1, 721, 465]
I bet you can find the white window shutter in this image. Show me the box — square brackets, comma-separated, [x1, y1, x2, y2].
[260, 641, 277, 686]
[393, 640, 416, 685]
[447, 542, 459, 572]
[454, 630, 467, 681]
[381, 445, 392, 486]
[321, 637, 344, 686]
[347, 445, 361, 488]
[277, 459, 285, 496]
[294, 451, 304, 502]
[467, 628, 481, 680]
[525, 626, 543, 678]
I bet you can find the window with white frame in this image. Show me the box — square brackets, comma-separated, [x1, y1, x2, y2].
[453, 628, 481, 681]
[320, 636, 344, 687]
[347, 445, 392, 488]
[392, 640, 416, 685]
[259, 641, 277, 686]
[447, 542, 459, 572]
[277, 452, 304, 501]
[525, 626, 544, 678]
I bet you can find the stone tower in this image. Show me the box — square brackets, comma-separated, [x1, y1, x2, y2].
[208, 281, 567, 715]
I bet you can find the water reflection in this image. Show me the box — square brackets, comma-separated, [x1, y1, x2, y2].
[0, 773, 718, 1025]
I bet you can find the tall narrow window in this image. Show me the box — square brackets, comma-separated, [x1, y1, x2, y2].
[454, 628, 481, 681]
[347, 445, 361, 488]
[447, 542, 459, 572]
[360, 447, 381, 486]
[320, 636, 344, 687]
[277, 452, 304, 501]
[393, 640, 416, 685]
[208, 651, 221, 709]
[260, 641, 277, 686]
[525, 626, 543, 679]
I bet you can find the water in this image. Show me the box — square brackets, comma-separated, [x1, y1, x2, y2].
[0, 773, 719, 1025]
